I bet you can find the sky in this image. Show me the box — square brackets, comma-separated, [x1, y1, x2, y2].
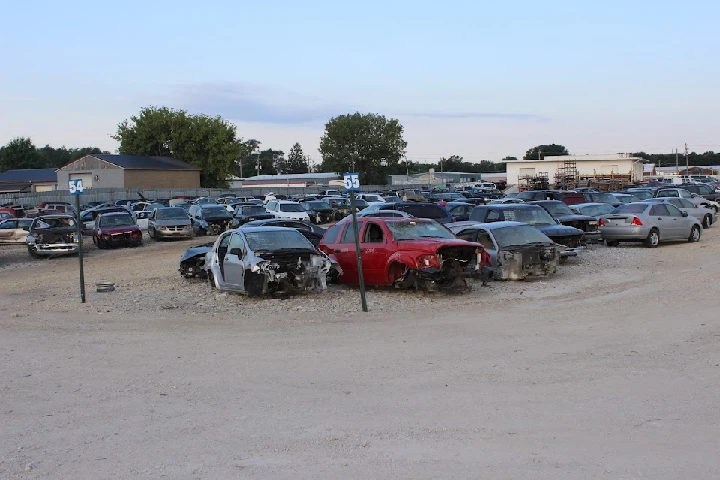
[1, 0, 718, 164]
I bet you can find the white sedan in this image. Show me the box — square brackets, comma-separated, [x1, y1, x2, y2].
[264, 200, 311, 221]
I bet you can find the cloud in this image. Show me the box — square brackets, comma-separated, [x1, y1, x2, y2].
[172, 82, 549, 125]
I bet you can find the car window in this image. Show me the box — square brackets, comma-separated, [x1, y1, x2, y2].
[279, 203, 305, 212]
[665, 204, 684, 217]
[0, 220, 17, 229]
[615, 204, 648, 214]
[323, 223, 343, 244]
[650, 204, 670, 216]
[400, 204, 447, 219]
[219, 233, 232, 249]
[362, 222, 384, 243]
[678, 199, 695, 208]
[340, 223, 358, 243]
[455, 229, 476, 242]
[228, 233, 245, 254]
[476, 230, 495, 250]
[657, 190, 679, 198]
[486, 210, 501, 222]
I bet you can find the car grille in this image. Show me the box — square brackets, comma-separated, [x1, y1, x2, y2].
[552, 235, 581, 248]
[167, 225, 186, 231]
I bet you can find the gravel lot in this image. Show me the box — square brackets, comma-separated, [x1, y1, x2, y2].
[1, 229, 719, 479]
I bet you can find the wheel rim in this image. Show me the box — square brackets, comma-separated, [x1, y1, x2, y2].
[651, 232, 659, 245]
[692, 228, 700, 241]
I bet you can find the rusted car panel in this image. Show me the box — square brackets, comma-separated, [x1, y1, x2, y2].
[26, 214, 80, 258]
[449, 221, 561, 281]
[319, 218, 488, 292]
[200, 227, 338, 296]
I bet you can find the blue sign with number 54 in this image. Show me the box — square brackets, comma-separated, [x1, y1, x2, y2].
[343, 172, 360, 191]
[68, 179, 85, 195]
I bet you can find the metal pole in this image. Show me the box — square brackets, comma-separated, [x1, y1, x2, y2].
[349, 193, 368, 312]
[675, 148, 679, 174]
[75, 194, 86, 303]
[685, 143, 689, 173]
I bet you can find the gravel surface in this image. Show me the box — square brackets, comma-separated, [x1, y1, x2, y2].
[1, 229, 719, 478]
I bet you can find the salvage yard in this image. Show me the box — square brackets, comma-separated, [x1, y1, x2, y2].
[1, 231, 719, 478]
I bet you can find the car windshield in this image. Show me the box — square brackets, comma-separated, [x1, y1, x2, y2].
[305, 201, 331, 209]
[99, 214, 134, 227]
[503, 208, 556, 226]
[202, 206, 231, 217]
[517, 191, 540, 200]
[542, 203, 574, 216]
[614, 204, 648, 214]
[628, 190, 652, 200]
[614, 194, 638, 203]
[386, 220, 455, 240]
[404, 205, 447, 219]
[279, 203, 306, 212]
[244, 230, 313, 252]
[592, 193, 617, 203]
[493, 225, 552, 248]
[34, 217, 76, 229]
[364, 195, 382, 202]
[156, 208, 189, 220]
[578, 204, 615, 216]
[239, 206, 266, 215]
[329, 199, 350, 207]
[383, 196, 401, 203]
[144, 203, 165, 212]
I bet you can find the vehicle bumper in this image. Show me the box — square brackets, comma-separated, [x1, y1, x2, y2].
[598, 225, 650, 241]
[31, 243, 80, 255]
[582, 231, 603, 243]
[156, 228, 193, 239]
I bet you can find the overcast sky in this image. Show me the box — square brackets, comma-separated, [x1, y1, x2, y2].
[1, 0, 718, 163]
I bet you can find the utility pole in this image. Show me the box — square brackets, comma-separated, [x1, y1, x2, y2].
[256, 152, 260, 176]
[239, 157, 243, 179]
[538, 149, 541, 161]
[675, 148, 679, 174]
[685, 143, 689, 173]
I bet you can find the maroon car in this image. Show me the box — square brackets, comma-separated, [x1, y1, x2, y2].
[92, 212, 142, 249]
[319, 218, 490, 292]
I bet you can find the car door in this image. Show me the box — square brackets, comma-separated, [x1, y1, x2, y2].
[649, 204, 676, 239]
[333, 222, 361, 283]
[0, 220, 18, 242]
[665, 203, 693, 237]
[222, 233, 247, 290]
[359, 221, 391, 285]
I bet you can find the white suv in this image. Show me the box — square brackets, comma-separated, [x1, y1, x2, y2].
[265, 200, 311, 221]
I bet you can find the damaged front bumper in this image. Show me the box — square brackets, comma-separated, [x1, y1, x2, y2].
[495, 246, 560, 280]
[245, 255, 341, 296]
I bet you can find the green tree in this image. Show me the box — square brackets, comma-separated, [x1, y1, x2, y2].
[524, 144, 569, 160]
[113, 106, 245, 188]
[284, 143, 309, 174]
[0, 137, 43, 171]
[319, 112, 407, 184]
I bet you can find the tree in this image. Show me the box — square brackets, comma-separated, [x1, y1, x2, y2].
[524, 144, 569, 160]
[319, 112, 407, 185]
[0, 137, 43, 171]
[113, 106, 245, 188]
[284, 143, 309, 174]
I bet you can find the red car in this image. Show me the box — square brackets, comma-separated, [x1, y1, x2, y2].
[92, 212, 142, 249]
[319, 218, 489, 292]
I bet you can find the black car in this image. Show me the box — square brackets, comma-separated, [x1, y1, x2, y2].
[677, 183, 720, 202]
[300, 200, 335, 224]
[371, 202, 453, 224]
[188, 204, 233, 236]
[231, 203, 274, 228]
[240, 218, 327, 237]
[528, 200, 601, 242]
[469, 204, 584, 261]
[444, 202, 475, 222]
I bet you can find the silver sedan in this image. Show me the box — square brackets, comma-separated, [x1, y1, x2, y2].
[645, 197, 715, 228]
[599, 201, 702, 247]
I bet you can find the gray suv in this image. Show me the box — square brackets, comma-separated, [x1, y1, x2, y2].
[148, 207, 193, 240]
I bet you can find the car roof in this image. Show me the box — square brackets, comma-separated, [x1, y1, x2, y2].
[476, 203, 542, 209]
[528, 200, 564, 204]
[237, 226, 304, 234]
[35, 214, 74, 219]
[445, 201, 473, 206]
[449, 221, 527, 231]
[98, 211, 133, 216]
[572, 202, 611, 208]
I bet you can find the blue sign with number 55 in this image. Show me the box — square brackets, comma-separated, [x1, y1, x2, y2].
[68, 179, 85, 195]
[343, 172, 360, 191]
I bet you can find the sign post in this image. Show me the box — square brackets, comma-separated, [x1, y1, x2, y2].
[68, 179, 86, 303]
[343, 172, 368, 312]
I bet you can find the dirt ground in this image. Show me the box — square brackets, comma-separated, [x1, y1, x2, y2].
[1, 230, 719, 479]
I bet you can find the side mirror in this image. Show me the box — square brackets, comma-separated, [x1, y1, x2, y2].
[681, 211, 689, 217]
[229, 247, 244, 257]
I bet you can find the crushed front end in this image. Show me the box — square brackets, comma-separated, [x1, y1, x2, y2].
[26, 230, 80, 257]
[179, 243, 214, 278]
[244, 252, 336, 296]
[205, 218, 233, 236]
[495, 244, 559, 280]
[413, 245, 484, 292]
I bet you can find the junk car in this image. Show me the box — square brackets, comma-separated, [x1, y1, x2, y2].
[201, 227, 338, 295]
[92, 212, 142, 248]
[188, 204, 233, 236]
[0, 218, 33, 244]
[449, 221, 561, 280]
[26, 214, 80, 258]
[319, 218, 489, 292]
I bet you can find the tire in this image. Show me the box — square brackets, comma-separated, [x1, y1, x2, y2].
[97, 238, 105, 249]
[702, 215, 712, 229]
[606, 240, 620, 247]
[688, 225, 701, 243]
[148, 227, 155, 240]
[644, 229, 660, 248]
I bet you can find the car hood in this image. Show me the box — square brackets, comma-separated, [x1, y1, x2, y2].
[180, 243, 214, 262]
[394, 238, 482, 251]
[554, 214, 597, 223]
[536, 224, 584, 236]
[238, 213, 274, 219]
[307, 207, 334, 213]
[97, 225, 140, 234]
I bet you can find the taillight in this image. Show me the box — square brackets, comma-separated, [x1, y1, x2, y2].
[631, 217, 643, 226]
[598, 218, 605, 226]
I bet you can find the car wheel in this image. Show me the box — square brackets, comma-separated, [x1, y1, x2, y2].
[606, 240, 620, 247]
[27, 245, 39, 258]
[148, 227, 155, 240]
[644, 229, 660, 248]
[97, 238, 105, 249]
[688, 225, 701, 242]
[702, 215, 712, 229]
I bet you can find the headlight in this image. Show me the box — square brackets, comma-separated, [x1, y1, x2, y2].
[418, 254, 439, 267]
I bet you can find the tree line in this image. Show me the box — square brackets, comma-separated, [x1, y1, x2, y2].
[0, 137, 109, 172]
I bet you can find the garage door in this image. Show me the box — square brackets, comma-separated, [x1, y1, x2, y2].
[69, 173, 93, 188]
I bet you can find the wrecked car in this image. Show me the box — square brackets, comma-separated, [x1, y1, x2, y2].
[188, 204, 233, 236]
[92, 212, 142, 249]
[26, 214, 80, 258]
[202, 227, 338, 295]
[449, 221, 560, 280]
[179, 242, 215, 278]
[0, 218, 33, 245]
[319, 218, 489, 292]
[528, 200, 602, 243]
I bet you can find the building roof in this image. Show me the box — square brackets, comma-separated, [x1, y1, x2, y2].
[0, 168, 57, 183]
[91, 154, 200, 170]
[0, 182, 33, 193]
[504, 154, 643, 163]
[243, 173, 340, 181]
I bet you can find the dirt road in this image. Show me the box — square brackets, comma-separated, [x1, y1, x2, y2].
[1, 232, 719, 479]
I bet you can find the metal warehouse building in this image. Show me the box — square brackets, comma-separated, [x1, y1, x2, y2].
[57, 154, 201, 190]
[504, 153, 644, 186]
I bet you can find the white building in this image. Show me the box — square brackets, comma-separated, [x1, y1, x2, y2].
[503, 154, 644, 185]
